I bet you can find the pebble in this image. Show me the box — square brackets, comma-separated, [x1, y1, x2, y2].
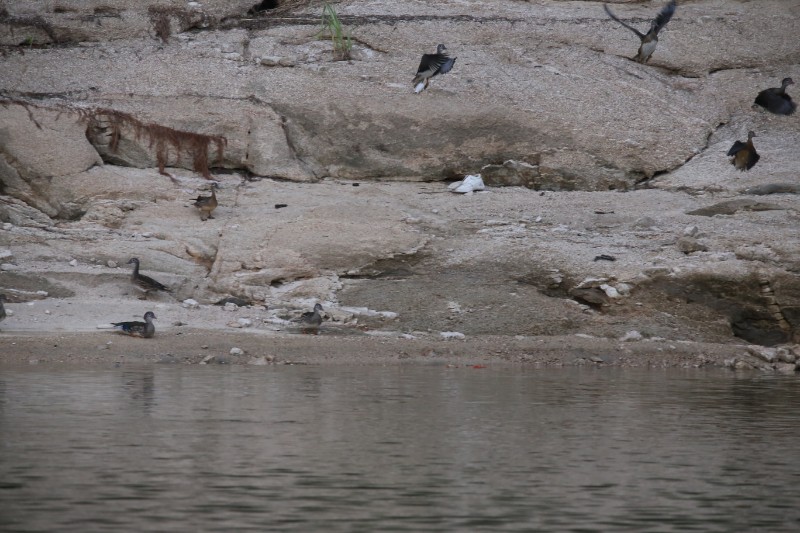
[440, 331, 466, 340]
[182, 298, 200, 309]
[69, 259, 78, 267]
[230, 347, 244, 356]
[107, 260, 118, 268]
[224, 302, 238, 311]
[237, 318, 253, 328]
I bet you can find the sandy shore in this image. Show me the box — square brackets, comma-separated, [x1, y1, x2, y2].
[1, 327, 753, 368]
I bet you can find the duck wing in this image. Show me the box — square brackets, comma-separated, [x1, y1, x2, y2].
[139, 273, 171, 292]
[727, 140, 747, 157]
[745, 151, 760, 170]
[651, 1, 676, 36]
[112, 320, 146, 334]
[603, 4, 646, 40]
[416, 53, 453, 79]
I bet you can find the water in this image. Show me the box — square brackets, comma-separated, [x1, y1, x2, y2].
[1, 365, 799, 532]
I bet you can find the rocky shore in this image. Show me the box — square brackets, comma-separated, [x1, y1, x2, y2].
[1, 1, 799, 368]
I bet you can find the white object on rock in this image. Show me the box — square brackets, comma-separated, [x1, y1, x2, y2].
[237, 318, 253, 328]
[69, 259, 78, 267]
[107, 260, 118, 268]
[224, 302, 238, 311]
[448, 174, 485, 194]
[230, 347, 244, 356]
[440, 331, 466, 340]
[600, 284, 621, 299]
[621, 330, 643, 342]
[182, 299, 200, 309]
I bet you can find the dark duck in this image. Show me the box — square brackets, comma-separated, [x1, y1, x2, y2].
[754, 77, 796, 115]
[297, 303, 324, 333]
[413, 44, 456, 93]
[127, 257, 171, 299]
[604, 1, 676, 64]
[192, 182, 219, 221]
[727, 131, 760, 171]
[112, 311, 157, 338]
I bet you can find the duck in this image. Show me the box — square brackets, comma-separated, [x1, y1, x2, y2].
[603, 1, 676, 64]
[727, 131, 760, 171]
[754, 77, 796, 116]
[127, 257, 171, 299]
[297, 303, 324, 333]
[192, 182, 219, 221]
[112, 311, 157, 338]
[413, 44, 456, 93]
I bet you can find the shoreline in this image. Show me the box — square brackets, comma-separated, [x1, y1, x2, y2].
[0, 329, 758, 368]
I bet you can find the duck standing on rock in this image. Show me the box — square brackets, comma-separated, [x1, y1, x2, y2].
[112, 311, 157, 338]
[192, 182, 219, 221]
[754, 77, 796, 116]
[727, 131, 760, 171]
[413, 44, 456, 93]
[127, 257, 171, 299]
[297, 303, 324, 334]
[603, 1, 676, 64]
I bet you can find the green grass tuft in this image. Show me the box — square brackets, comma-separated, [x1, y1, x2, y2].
[319, 2, 352, 61]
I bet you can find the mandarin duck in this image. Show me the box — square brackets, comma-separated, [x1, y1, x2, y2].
[112, 311, 157, 338]
[604, 1, 676, 64]
[727, 131, 760, 171]
[413, 44, 456, 93]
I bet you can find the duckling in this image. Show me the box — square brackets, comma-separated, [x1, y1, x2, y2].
[603, 1, 676, 64]
[297, 303, 324, 333]
[754, 77, 796, 116]
[413, 44, 456, 93]
[127, 257, 171, 299]
[727, 131, 760, 171]
[192, 182, 219, 221]
[112, 311, 157, 338]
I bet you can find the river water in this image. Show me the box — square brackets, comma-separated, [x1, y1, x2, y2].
[1, 364, 799, 532]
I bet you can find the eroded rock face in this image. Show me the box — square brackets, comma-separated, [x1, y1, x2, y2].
[1, 1, 799, 346]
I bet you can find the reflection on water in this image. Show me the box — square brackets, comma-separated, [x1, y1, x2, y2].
[1, 365, 799, 532]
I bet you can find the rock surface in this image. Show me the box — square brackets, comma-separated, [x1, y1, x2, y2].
[1, 0, 799, 359]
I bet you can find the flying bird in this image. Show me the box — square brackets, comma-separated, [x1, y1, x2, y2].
[603, 1, 676, 64]
[112, 311, 157, 338]
[192, 182, 219, 221]
[413, 44, 456, 93]
[127, 257, 171, 299]
[727, 131, 760, 171]
[754, 77, 796, 116]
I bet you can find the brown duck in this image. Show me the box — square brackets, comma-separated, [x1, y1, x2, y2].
[727, 131, 759, 171]
[112, 311, 157, 338]
[296, 303, 324, 334]
[604, 1, 676, 64]
[127, 257, 171, 299]
[413, 44, 457, 93]
[192, 182, 219, 221]
[754, 77, 796, 116]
